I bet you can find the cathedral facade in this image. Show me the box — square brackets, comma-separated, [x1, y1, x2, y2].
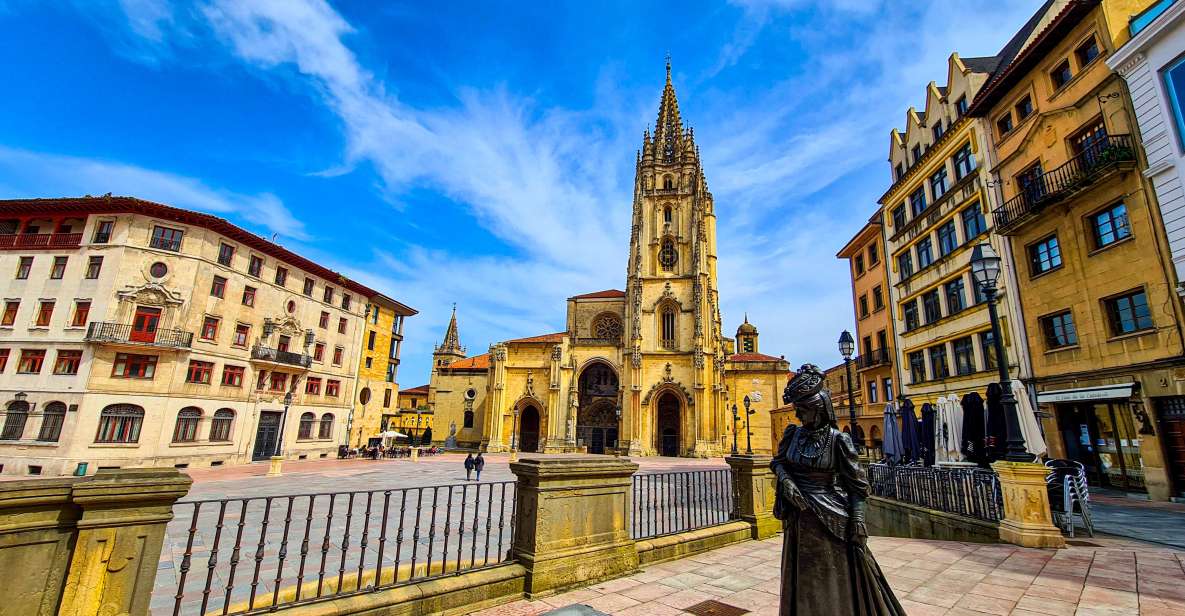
[426, 66, 789, 457]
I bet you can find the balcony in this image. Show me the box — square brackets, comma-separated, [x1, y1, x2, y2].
[85, 322, 193, 349]
[993, 134, 1137, 234]
[855, 348, 892, 371]
[0, 232, 82, 250]
[251, 344, 312, 368]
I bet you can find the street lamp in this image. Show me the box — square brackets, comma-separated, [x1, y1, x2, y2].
[743, 395, 754, 455]
[970, 242, 1030, 462]
[273, 390, 294, 458]
[510, 407, 520, 455]
[838, 330, 858, 449]
[414, 407, 423, 446]
[730, 403, 740, 455]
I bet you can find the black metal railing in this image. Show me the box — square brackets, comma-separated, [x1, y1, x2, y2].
[855, 348, 891, 370]
[631, 469, 734, 539]
[84, 321, 193, 348]
[868, 463, 1003, 522]
[167, 481, 516, 616]
[252, 344, 313, 368]
[993, 134, 1136, 232]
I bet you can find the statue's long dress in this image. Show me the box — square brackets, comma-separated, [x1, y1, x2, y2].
[772, 425, 905, 616]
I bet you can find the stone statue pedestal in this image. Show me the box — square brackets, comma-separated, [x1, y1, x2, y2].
[992, 460, 1065, 548]
[725, 455, 780, 540]
[267, 455, 283, 476]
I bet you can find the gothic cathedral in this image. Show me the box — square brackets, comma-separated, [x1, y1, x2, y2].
[423, 64, 790, 457]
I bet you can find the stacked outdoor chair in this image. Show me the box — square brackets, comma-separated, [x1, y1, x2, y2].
[1045, 459, 1093, 537]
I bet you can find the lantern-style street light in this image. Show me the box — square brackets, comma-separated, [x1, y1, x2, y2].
[838, 330, 859, 449]
[274, 390, 294, 458]
[510, 406, 520, 460]
[743, 395, 754, 455]
[730, 403, 740, 455]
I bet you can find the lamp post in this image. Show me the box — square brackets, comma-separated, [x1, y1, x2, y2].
[269, 390, 294, 477]
[414, 408, 423, 446]
[838, 330, 858, 449]
[510, 406, 520, 461]
[743, 395, 754, 455]
[970, 242, 1030, 462]
[730, 403, 740, 455]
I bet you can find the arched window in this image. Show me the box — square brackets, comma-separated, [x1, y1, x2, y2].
[661, 304, 677, 349]
[37, 402, 67, 442]
[2, 400, 30, 441]
[663, 175, 674, 189]
[96, 404, 144, 443]
[663, 206, 673, 223]
[659, 238, 678, 271]
[298, 412, 316, 440]
[463, 410, 474, 428]
[591, 313, 623, 342]
[210, 409, 235, 442]
[318, 413, 334, 439]
[172, 407, 202, 443]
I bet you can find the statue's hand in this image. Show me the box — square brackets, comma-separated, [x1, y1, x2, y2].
[847, 520, 868, 548]
[780, 477, 808, 511]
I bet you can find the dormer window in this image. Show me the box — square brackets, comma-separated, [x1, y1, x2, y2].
[955, 96, 968, 118]
[932, 122, 944, 142]
[911, 145, 923, 166]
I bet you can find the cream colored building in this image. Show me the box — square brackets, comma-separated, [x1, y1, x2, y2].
[0, 196, 389, 476]
[425, 65, 790, 457]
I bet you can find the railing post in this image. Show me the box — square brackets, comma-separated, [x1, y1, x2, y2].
[991, 461, 1065, 548]
[509, 456, 639, 597]
[724, 455, 779, 540]
[58, 469, 192, 616]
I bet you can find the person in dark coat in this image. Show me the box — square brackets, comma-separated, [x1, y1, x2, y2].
[464, 453, 475, 481]
[984, 383, 1009, 463]
[474, 452, 485, 481]
[961, 392, 987, 467]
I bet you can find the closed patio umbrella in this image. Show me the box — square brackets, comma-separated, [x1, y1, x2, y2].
[882, 402, 904, 464]
[940, 394, 964, 462]
[920, 403, 936, 466]
[1011, 380, 1047, 457]
[899, 398, 919, 463]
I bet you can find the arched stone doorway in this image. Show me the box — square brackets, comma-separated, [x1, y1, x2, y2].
[578, 361, 619, 454]
[656, 392, 681, 457]
[519, 405, 541, 453]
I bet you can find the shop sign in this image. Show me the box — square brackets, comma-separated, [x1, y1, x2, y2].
[1036, 383, 1135, 404]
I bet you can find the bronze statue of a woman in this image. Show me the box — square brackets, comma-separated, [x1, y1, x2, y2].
[772, 364, 904, 615]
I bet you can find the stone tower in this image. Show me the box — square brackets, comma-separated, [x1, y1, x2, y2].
[623, 60, 727, 457]
[736, 315, 759, 354]
[432, 304, 466, 372]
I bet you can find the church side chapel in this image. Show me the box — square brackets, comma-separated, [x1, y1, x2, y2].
[427, 63, 790, 457]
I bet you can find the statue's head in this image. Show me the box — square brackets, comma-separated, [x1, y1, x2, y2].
[783, 364, 837, 429]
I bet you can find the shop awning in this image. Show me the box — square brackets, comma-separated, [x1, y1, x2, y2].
[1036, 383, 1135, 404]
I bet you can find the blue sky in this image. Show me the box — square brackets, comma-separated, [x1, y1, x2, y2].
[0, 0, 1042, 385]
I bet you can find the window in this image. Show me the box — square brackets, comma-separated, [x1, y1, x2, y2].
[323, 286, 334, 303]
[277, 335, 290, 352]
[937, 220, 958, 256]
[464, 410, 475, 428]
[2, 301, 18, 326]
[1105, 290, 1153, 335]
[275, 267, 288, 286]
[1075, 37, 1099, 67]
[1028, 235, 1062, 275]
[367, 330, 377, 350]
[53, 350, 82, 375]
[955, 96, 968, 118]
[95, 405, 144, 443]
[1050, 60, 1072, 90]
[908, 351, 926, 384]
[64, 301, 89, 329]
[1015, 95, 1033, 121]
[233, 324, 250, 347]
[929, 167, 949, 200]
[996, 112, 1013, 136]
[113, 353, 157, 378]
[1090, 202, 1131, 248]
[326, 380, 341, 397]
[945, 278, 966, 314]
[979, 331, 998, 370]
[855, 254, 865, 276]
[318, 414, 334, 439]
[961, 204, 986, 240]
[332, 346, 344, 366]
[859, 295, 869, 319]
[93, 220, 114, 243]
[38, 402, 65, 442]
[186, 360, 213, 384]
[953, 337, 975, 375]
[248, 255, 263, 278]
[659, 238, 678, 271]
[663, 206, 673, 223]
[383, 388, 393, 408]
[661, 305, 677, 348]
[303, 277, 314, 296]
[973, 277, 988, 305]
[868, 380, 879, 404]
[932, 122, 944, 142]
[16, 256, 32, 279]
[201, 316, 219, 341]
[892, 205, 906, 229]
[895, 163, 905, 181]
[0, 348, 8, 372]
[173, 407, 202, 442]
[1166, 55, 1185, 150]
[211, 276, 226, 298]
[50, 256, 67, 279]
[338, 317, 347, 334]
[1072, 120, 1109, 163]
[85, 256, 102, 279]
[952, 143, 976, 180]
[929, 344, 950, 379]
[18, 349, 45, 373]
[904, 299, 920, 331]
[210, 409, 234, 441]
[256, 371, 267, 391]
[218, 243, 235, 266]
[898, 252, 913, 281]
[150, 225, 183, 251]
[868, 243, 879, 265]
[318, 311, 329, 329]
[911, 144, 923, 166]
[909, 187, 927, 217]
[35, 301, 54, 327]
[342, 294, 351, 311]
[872, 286, 884, 311]
[221, 365, 244, 387]
[269, 372, 288, 392]
[314, 342, 325, 362]
[242, 286, 256, 307]
[2, 401, 29, 440]
[306, 377, 322, 395]
[916, 237, 933, 269]
[298, 412, 316, 440]
[1041, 311, 1078, 349]
[922, 290, 941, 324]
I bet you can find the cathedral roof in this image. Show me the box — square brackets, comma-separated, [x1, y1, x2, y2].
[445, 353, 489, 370]
[728, 352, 784, 363]
[569, 289, 626, 300]
[506, 332, 566, 344]
[402, 384, 429, 395]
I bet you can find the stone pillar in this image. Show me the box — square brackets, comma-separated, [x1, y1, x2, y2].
[991, 461, 1065, 549]
[510, 457, 639, 597]
[58, 469, 192, 616]
[0, 478, 78, 615]
[725, 455, 780, 540]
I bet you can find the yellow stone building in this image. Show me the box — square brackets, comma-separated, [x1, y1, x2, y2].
[425, 65, 790, 457]
[348, 293, 416, 448]
[968, 0, 1185, 500]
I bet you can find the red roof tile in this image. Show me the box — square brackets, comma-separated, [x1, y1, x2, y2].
[506, 332, 566, 344]
[401, 384, 430, 395]
[728, 352, 785, 363]
[569, 289, 626, 300]
[445, 354, 490, 370]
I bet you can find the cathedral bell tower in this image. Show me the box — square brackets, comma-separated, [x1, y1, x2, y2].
[622, 59, 727, 457]
[432, 304, 466, 373]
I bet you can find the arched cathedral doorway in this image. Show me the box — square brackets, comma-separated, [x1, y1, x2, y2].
[656, 392, 681, 457]
[519, 405, 541, 453]
[577, 362, 619, 454]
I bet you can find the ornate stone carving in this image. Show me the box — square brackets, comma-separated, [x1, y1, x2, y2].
[116, 282, 184, 307]
[641, 379, 695, 407]
[551, 344, 563, 360]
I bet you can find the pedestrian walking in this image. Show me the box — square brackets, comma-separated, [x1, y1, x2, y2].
[474, 452, 485, 481]
[464, 453, 475, 481]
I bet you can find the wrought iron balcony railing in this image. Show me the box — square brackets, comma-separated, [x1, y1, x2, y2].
[993, 134, 1137, 234]
[251, 344, 313, 368]
[85, 322, 194, 349]
[0, 232, 83, 250]
[855, 348, 892, 370]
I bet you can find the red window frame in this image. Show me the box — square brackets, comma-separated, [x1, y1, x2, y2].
[303, 278, 314, 296]
[35, 301, 54, 327]
[18, 349, 46, 373]
[275, 267, 288, 286]
[248, 255, 264, 277]
[233, 323, 250, 347]
[85, 256, 103, 279]
[269, 372, 288, 392]
[338, 317, 347, 334]
[332, 346, 343, 366]
[71, 301, 91, 327]
[305, 377, 322, 394]
[242, 286, 256, 307]
[314, 342, 325, 361]
[211, 275, 226, 298]
[201, 316, 219, 340]
[53, 350, 82, 375]
[0, 349, 9, 372]
[326, 380, 340, 397]
[221, 365, 245, 387]
[50, 256, 67, 279]
[1, 301, 16, 326]
[112, 353, 157, 378]
[323, 286, 334, 303]
[186, 360, 214, 384]
[16, 256, 32, 279]
[218, 242, 235, 266]
[319, 311, 329, 328]
[150, 225, 184, 251]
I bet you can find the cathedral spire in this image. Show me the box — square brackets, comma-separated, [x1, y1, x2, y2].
[434, 303, 466, 363]
[652, 57, 684, 164]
